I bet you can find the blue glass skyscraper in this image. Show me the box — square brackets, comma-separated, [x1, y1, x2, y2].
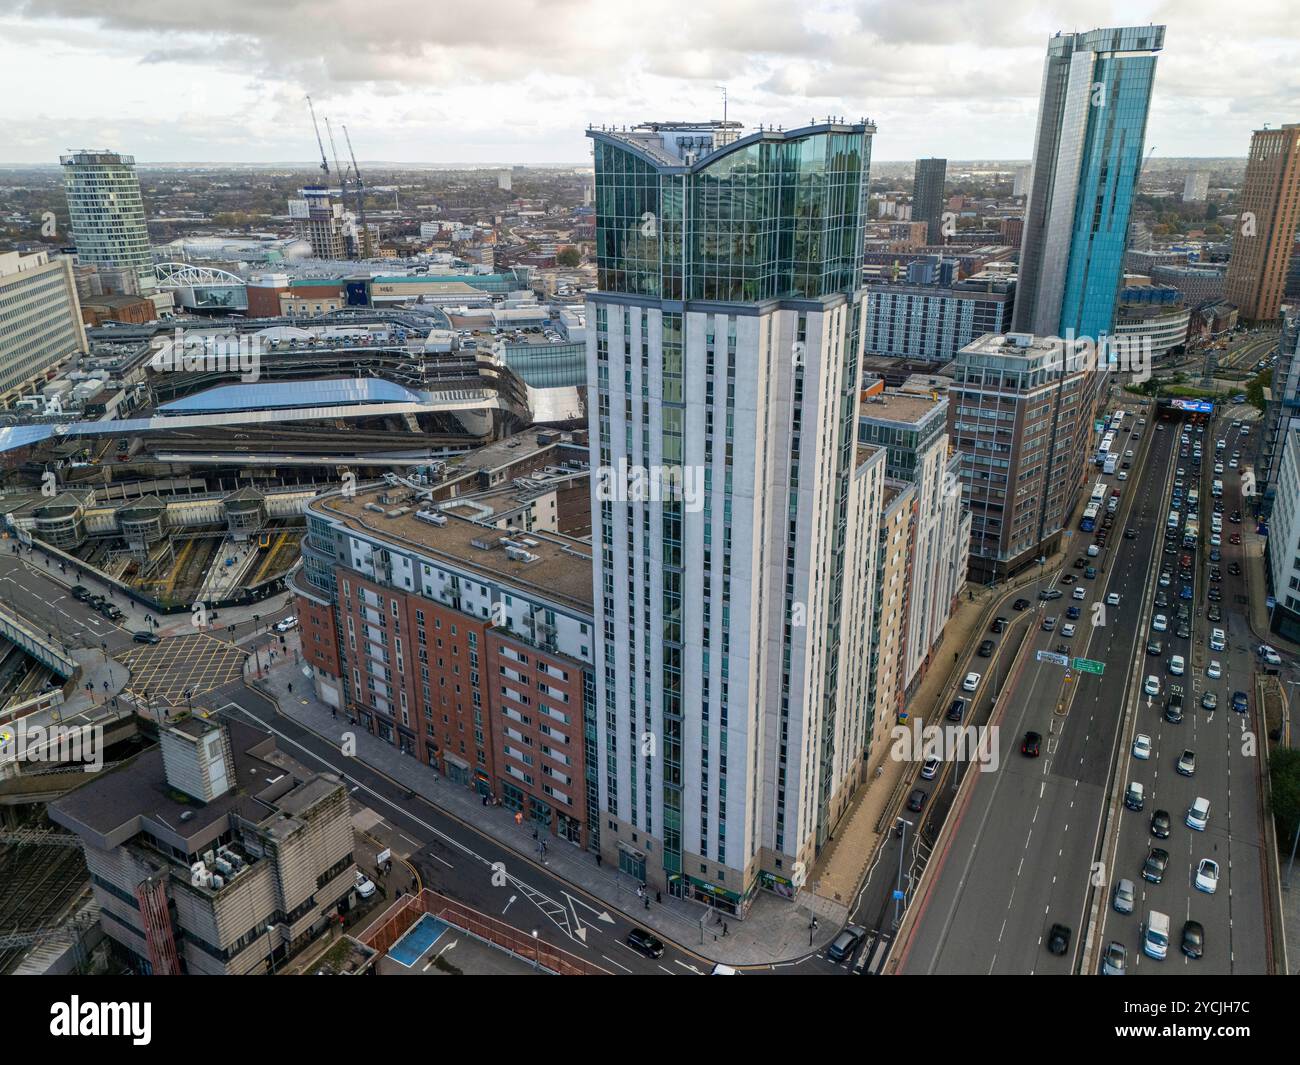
[1013, 26, 1164, 340]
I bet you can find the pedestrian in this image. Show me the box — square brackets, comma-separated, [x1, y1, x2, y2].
[637, 885, 643, 899]
[287, 682, 293, 693]
[596, 852, 602, 867]
[722, 921, 728, 936]
[655, 891, 661, 904]
[331, 706, 337, 718]
[644, 897, 650, 910]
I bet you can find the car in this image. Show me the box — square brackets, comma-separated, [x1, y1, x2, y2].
[1228, 562, 1242, 576]
[1144, 675, 1160, 697]
[1210, 533, 1221, 547]
[1060, 573, 1078, 585]
[1157, 572, 1171, 587]
[1206, 659, 1222, 679]
[1042, 616, 1056, 632]
[274, 615, 299, 633]
[1113, 877, 1137, 915]
[920, 757, 940, 780]
[1201, 691, 1218, 711]
[1229, 511, 1242, 524]
[1210, 628, 1226, 651]
[71, 585, 90, 601]
[1232, 690, 1249, 713]
[1046, 923, 1071, 956]
[1168, 655, 1185, 676]
[1117, 471, 1128, 481]
[626, 927, 666, 959]
[1150, 809, 1171, 839]
[1177, 467, 1185, 477]
[1021, 731, 1042, 757]
[1143, 847, 1170, 883]
[1179, 584, 1193, 600]
[1132, 733, 1152, 759]
[103, 605, 125, 621]
[1013, 598, 1030, 611]
[961, 672, 980, 692]
[977, 639, 995, 657]
[1207, 586, 1222, 602]
[1207, 604, 1222, 622]
[1195, 858, 1219, 894]
[946, 698, 967, 723]
[1106, 592, 1120, 607]
[906, 788, 928, 812]
[1151, 614, 1168, 632]
[1087, 545, 1100, 558]
[1165, 698, 1184, 724]
[354, 871, 376, 899]
[1175, 622, 1191, 640]
[1146, 638, 1162, 656]
[1229, 533, 1241, 545]
[1125, 781, 1145, 810]
[1085, 566, 1097, 579]
[1067, 605, 1082, 619]
[1073, 557, 1086, 569]
[1124, 528, 1137, 539]
[1100, 939, 1128, 976]
[132, 630, 160, 644]
[1187, 796, 1210, 831]
[1177, 749, 1196, 776]
[1181, 920, 1204, 960]
[1038, 588, 1063, 601]
[1061, 623, 1076, 637]
[1259, 645, 1283, 666]
[1155, 591, 1169, 608]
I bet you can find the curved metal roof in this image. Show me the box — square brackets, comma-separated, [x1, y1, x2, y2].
[157, 378, 422, 414]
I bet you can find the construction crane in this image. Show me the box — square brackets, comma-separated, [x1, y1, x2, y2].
[343, 124, 368, 247]
[325, 116, 347, 195]
[305, 96, 329, 177]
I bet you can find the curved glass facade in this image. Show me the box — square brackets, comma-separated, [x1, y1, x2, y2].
[594, 129, 869, 303]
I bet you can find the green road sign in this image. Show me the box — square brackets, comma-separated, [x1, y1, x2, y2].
[1072, 657, 1105, 675]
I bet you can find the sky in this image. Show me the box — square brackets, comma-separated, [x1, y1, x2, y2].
[0, 0, 1296, 166]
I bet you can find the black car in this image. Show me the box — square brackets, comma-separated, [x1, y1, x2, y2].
[132, 631, 160, 644]
[1181, 920, 1204, 960]
[1207, 605, 1222, 622]
[1046, 923, 1071, 955]
[1155, 592, 1169, 608]
[991, 616, 1008, 634]
[946, 698, 967, 722]
[1150, 809, 1171, 839]
[977, 640, 995, 657]
[625, 928, 665, 959]
[827, 924, 865, 963]
[1021, 731, 1042, 757]
[1175, 623, 1191, 640]
[1124, 529, 1137, 539]
[1207, 587, 1222, 601]
[1013, 598, 1030, 611]
[71, 585, 90, 601]
[1142, 847, 1170, 883]
[906, 788, 928, 813]
[1073, 558, 1087, 569]
[1146, 639, 1162, 656]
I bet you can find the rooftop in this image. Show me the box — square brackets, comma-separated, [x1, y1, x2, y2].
[859, 390, 945, 426]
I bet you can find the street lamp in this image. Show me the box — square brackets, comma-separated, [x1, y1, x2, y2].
[893, 817, 913, 928]
[530, 929, 540, 970]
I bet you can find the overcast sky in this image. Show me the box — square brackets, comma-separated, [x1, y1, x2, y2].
[0, 0, 1296, 166]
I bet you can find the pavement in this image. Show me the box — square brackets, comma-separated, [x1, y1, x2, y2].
[254, 655, 846, 966]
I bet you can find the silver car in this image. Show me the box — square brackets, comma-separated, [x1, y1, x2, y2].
[1101, 940, 1127, 975]
[1112, 877, 1136, 915]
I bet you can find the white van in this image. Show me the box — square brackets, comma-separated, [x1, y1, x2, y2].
[1142, 910, 1170, 960]
[1187, 796, 1210, 831]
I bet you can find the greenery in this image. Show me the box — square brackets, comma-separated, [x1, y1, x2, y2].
[557, 247, 581, 268]
[1270, 747, 1300, 847]
[1246, 368, 1272, 412]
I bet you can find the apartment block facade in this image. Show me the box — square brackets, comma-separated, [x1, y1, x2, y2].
[862, 276, 1015, 363]
[0, 250, 86, 408]
[1224, 124, 1300, 324]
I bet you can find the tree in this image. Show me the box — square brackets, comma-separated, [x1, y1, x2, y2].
[1270, 747, 1300, 847]
[557, 247, 581, 268]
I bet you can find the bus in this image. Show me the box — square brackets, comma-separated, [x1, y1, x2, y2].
[1081, 502, 1101, 532]
[1109, 411, 1125, 432]
[1090, 482, 1108, 504]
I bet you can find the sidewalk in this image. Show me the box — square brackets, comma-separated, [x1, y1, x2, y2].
[808, 552, 1064, 908]
[1241, 528, 1300, 657]
[254, 656, 847, 966]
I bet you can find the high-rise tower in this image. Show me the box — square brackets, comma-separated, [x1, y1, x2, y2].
[1013, 26, 1164, 340]
[586, 119, 885, 913]
[1224, 124, 1300, 324]
[912, 158, 947, 244]
[60, 150, 156, 297]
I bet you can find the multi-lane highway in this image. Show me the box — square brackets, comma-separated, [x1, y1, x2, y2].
[894, 405, 1273, 974]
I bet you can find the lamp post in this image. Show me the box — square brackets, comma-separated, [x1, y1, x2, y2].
[530, 929, 540, 970]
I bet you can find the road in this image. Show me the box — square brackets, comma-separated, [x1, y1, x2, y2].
[1091, 412, 1271, 973]
[895, 406, 1272, 974]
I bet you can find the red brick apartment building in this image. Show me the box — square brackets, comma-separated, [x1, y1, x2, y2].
[293, 469, 597, 849]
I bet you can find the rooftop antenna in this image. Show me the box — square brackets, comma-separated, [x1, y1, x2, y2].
[306, 95, 329, 177]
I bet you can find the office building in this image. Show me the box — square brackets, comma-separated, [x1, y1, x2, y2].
[48, 718, 357, 975]
[0, 250, 86, 408]
[1224, 124, 1300, 323]
[587, 118, 886, 913]
[863, 275, 1015, 363]
[1151, 263, 1227, 307]
[1013, 165, 1032, 199]
[949, 332, 1102, 579]
[1014, 26, 1164, 340]
[1114, 284, 1190, 359]
[1257, 311, 1300, 500]
[913, 158, 948, 244]
[60, 150, 156, 297]
[1265, 421, 1300, 642]
[295, 464, 598, 849]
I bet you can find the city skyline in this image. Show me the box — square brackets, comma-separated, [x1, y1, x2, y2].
[0, 0, 1297, 165]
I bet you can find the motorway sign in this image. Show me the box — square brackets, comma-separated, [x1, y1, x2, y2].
[1071, 657, 1105, 675]
[1036, 650, 1070, 666]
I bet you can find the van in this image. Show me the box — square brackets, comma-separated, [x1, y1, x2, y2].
[1186, 796, 1210, 831]
[1142, 910, 1170, 960]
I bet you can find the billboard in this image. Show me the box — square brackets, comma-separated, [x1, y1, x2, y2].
[1170, 398, 1213, 414]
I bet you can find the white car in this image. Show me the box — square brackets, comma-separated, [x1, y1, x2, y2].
[1229, 459, 1238, 469]
[1210, 533, 1222, 547]
[355, 871, 376, 899]
[1073, 586, 1086, 600]
[1061, 623, 1076, 637]
[1207, 660, 1222, 679]
[1106, 592, 1120, 607]
[1152, 614, 1168, 632]
[962, 672, 980, 692]
[1144, 675, 1161, 697]
[1209, 629, 1225, 652]
[274, 615, 299, 633]
[1195, 858, 1219, 894]
[1117, 471, 1128, 481]
[1259, 645, 1283, 666]
[1132, 733, 1152, 760]
[1169, 654, 1185, 676]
